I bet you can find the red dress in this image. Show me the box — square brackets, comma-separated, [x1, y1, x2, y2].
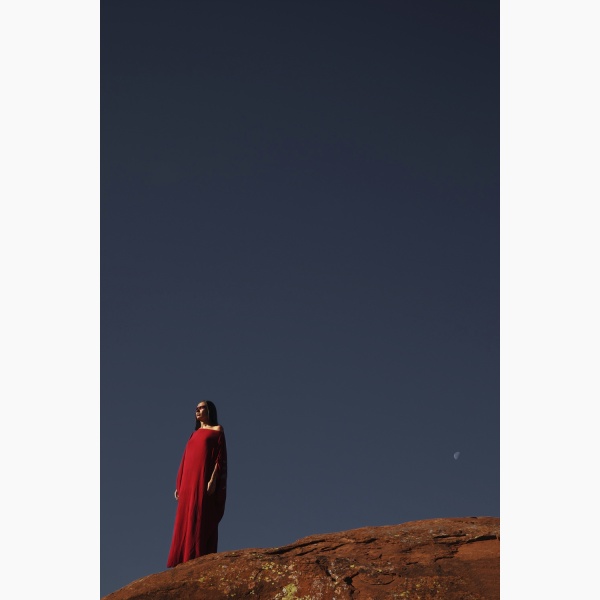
[167, 428, 227, 567]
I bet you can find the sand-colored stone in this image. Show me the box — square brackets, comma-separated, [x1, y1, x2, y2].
[103, 516, 499, 600]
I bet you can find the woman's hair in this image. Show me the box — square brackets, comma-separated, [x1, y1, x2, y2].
[195, 400, 219, 430]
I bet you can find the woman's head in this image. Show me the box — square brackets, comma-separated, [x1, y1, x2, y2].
[195, 400, 219, 429]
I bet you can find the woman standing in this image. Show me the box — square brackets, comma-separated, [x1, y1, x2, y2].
[167, 400, 227, 567]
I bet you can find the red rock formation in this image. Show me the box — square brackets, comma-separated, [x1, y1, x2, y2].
[103, 516, 499, 600]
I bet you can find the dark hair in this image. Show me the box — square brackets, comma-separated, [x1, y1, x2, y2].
[195, 400, 219, 430]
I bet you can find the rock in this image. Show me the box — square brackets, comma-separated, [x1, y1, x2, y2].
[103, 516, 499, 600]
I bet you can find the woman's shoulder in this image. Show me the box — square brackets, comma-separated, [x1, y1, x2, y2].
[207, 424, 223, 432]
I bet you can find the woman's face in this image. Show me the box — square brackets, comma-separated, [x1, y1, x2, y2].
[195, 403, 208, 422]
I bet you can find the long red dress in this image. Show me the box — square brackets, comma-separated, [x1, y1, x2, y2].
[167, 427, 227, 567]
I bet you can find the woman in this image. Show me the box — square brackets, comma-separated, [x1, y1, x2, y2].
[167, 400, 227, 567]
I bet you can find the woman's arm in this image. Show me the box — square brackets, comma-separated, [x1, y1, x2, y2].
[174, 434, 192, 499]
[206, 428, 226, 495]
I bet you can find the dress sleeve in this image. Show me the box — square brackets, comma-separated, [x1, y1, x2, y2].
[214, 431, 227, 521]
[175, 434, 193, 491]
[175, 449, 186, 491]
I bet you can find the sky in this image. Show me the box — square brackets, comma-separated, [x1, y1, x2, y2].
[100, 0, 499, 596]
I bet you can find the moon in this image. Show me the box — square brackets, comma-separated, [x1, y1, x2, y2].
[453, 451, 461, 460]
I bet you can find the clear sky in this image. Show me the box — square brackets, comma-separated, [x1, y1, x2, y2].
[101, 1, 499, 596]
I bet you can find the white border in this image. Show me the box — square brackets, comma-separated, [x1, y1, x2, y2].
[501, 1, 599, 597]
[0, 2, 99, 598]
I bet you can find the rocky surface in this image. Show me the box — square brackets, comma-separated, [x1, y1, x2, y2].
[103, 516, 499, 600]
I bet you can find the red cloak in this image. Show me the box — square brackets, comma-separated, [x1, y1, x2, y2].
[167, 428, 227, 567]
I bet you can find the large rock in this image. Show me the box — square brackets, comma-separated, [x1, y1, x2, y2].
[104, 516, 499, 600]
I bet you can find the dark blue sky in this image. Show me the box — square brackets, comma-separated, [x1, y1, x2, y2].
[101, 1, 498, 596]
